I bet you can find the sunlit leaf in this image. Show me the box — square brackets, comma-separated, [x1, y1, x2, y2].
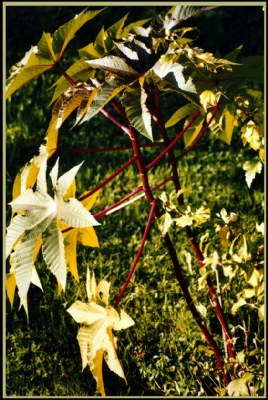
[158, 212, 173, 235]
[121, 87, 153, 140]
[42, 219, 66, 289]
[153, 60, 196, 93]
[6, 153, 101, 307]
[231, 297, 247, 315]
[86, 56, 139, 76]
[67, 274, 134, 396]
[64, 229, 79, 282]
[241, 121, 261, 151]
[183, 114, 204, 147]
[6, 44, 54, 99]
[243, 159, 262, 188]
[78, 227, 99, 247]
[227, 372, 254, 396]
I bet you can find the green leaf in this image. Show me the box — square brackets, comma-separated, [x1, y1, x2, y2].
[121, 87, 153, 140]
[231, 297, 247, 315]
[121, 18, 152, 37]
[218, 107, 236, 145]
[86, 56, 139, 77]
[231, 55, 264, 84]
[51, 9, 104, 59]
[106, 14, 129, 40]
[165, 103, 199, 128]
[6, 9, 103, 98]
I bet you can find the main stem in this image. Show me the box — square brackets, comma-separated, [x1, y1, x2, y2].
[111, 111, 229, 384]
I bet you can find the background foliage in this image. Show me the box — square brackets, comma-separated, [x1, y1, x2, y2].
[5, 4, 264, 396]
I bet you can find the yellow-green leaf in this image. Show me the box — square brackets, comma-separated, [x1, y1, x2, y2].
[78, 227, 99, 247]
[183, 114, 204, 147]
[6, 273, 17, 308]
[81, 190, 100, 211]
[258, 304, 264, 321]
[165, 103, 198, 128]
[52, 9, 104, 60]
[219, 108, 236, 145]
[64, 229, 79, 282]
[227, 373, 254, 396]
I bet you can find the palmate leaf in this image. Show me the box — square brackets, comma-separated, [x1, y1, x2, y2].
[6, 9, 103, 99]
[67, 270, 134, 396]
[121, 87, 153, 140]
[6, 154, 100, 306]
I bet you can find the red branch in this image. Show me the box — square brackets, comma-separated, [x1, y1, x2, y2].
[78, 155, 137, 201]
[146, 110, 201, 171]
[114, 200, 157, 309]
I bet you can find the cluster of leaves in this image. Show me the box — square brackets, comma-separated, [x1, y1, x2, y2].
[158, 189, 211, 235]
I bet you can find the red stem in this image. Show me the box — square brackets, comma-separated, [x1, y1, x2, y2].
[114, 200, 157, 309]
[78, 155, 137, 202]
[146, 110, 201, 171]
[100, 108, 131, 137]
